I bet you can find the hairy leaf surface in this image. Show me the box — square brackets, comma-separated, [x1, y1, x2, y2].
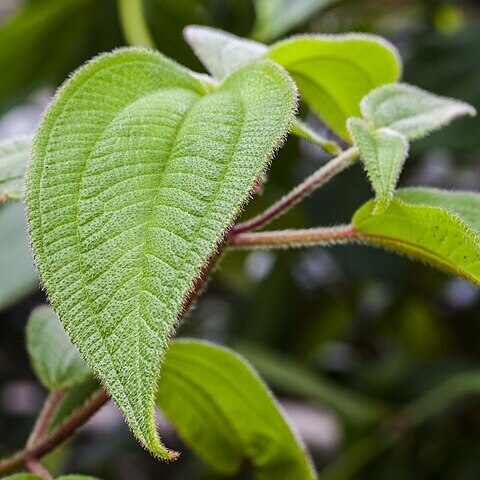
[27, 306, 91, 391]
[27, 48, 296, 456]
[157, 340, 317, 480]
[268, 35, 401, 140]
[348, 118, 408, 213]
[0, 136, 31, 203]
[353, 190, 480, 287]
[397, 188, 480, 230]
[361, 83, 476, 140]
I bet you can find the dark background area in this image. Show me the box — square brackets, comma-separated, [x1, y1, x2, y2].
[0, 0, 479, 479]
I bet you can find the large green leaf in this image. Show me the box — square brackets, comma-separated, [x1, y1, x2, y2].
[0, 136, 31, 203]
[360, 83, 476, 140]
[157, 340, 317, 480]
[0, 203, 38, 311]
[267, 34, 401, 140]
[251, 0, 340, 42]
[347, 117, 409, 213]
[27, 305, 91, 391]
[26, 48, 296, 457]
[353, 188, 480, 287]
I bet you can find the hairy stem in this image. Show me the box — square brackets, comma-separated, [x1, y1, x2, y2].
[25, 458, 53, 480]
[26, 390, 65, 448]
[231, 147, 358, 235]
[0, 389, 109, 475]
[230, 224, 358, 249]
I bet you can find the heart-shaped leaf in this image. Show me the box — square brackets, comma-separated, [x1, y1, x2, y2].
[157, 340, 317, 480]
[26, 48, 296, 456]
[267, 34, 401, 140]
[360, 83, 476, 140]
[353, 188, 480, 287]
[27, 305, 91, 391]
[0, 136, 31, 203]
[347, 117, 409, 213]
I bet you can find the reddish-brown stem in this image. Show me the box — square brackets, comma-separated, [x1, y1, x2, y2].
[230, 224, 358, 248]
[0, 389, 109, 476]
[27, 390, 66, 448]
[25, 458, 53, 480]
[231, 147, 358, 235]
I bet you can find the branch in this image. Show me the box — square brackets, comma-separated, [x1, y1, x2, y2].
[0, 389, 109, 476]
[231, 147, 358, 235]
[26, 390, 65, 448]
[230, 224, 358, 249]
[25, 458, 53, 480]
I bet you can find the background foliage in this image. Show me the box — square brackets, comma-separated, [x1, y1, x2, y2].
[0, 0, 479, 479]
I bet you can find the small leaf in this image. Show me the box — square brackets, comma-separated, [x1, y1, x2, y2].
[184, 25, 267, 80]
[347, 117, 409, 213]
[0, 203, 38, 311]
[27, 48, 296, 457]
[184, 26, 400, 144]
[251, 0, 340, 42]
[353, 189, 480, 287]
[157, 340, 317, 480]
[0, 136, 30, 203]
[27, 305, 92, 391]
[360, 83, 477, 140]
[267, 34, 401, 140]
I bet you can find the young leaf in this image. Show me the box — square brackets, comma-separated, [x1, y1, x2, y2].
[353, 190, 480, 287]
[267, 34, 402, 140]
[184, 25, 267, 80]
[27, 305, 91, 391]
[251, 0, 340, 42]
[0, 136, 31, 203]
[0, 203, 38, 311]
[347, 117, 409, 213]
[157, 340, 317, 480]
[360, 83, 477, 140]
[27, 48, 296, 457]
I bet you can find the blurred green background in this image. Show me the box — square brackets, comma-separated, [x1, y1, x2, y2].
[0, 0, 479, 479]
